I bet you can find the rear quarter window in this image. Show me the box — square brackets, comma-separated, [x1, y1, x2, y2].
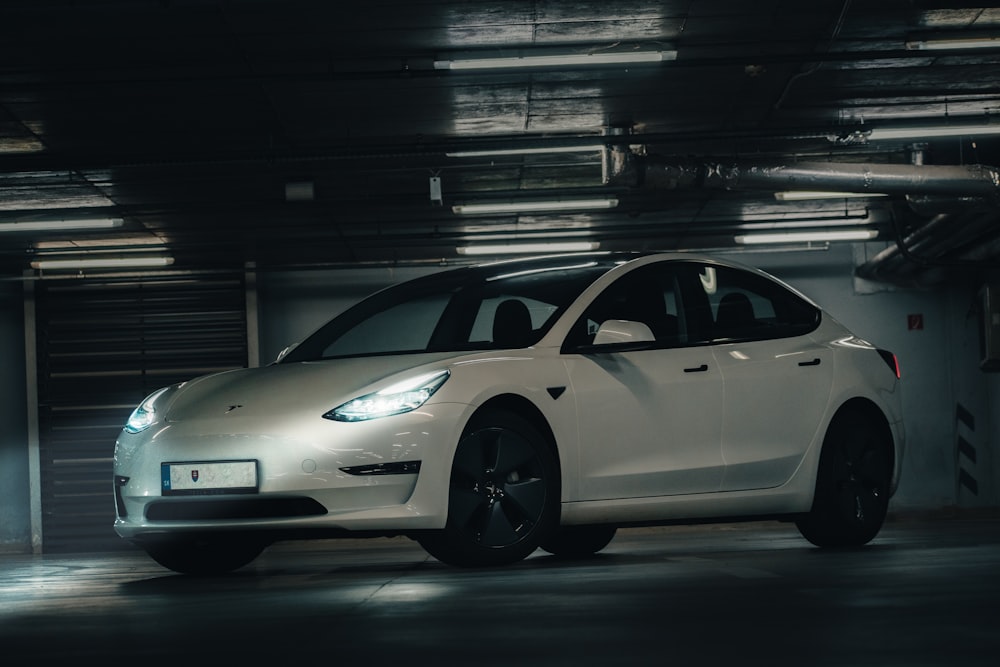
[692, 264, 819, 342]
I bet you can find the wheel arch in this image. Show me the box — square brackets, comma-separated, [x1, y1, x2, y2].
[827, 396, 897, 479]
[795, 396, 897, 547]
[468, 394, 562, 478]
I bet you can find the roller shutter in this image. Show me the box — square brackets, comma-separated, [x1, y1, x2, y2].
[34, 274, 248, 553]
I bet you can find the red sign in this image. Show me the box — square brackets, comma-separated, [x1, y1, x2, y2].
[908, 314, 924, 331]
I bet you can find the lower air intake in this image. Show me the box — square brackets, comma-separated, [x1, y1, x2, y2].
[145, 497, 327, 521]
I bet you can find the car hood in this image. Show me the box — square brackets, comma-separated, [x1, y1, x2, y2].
[161, 352, 460, 422]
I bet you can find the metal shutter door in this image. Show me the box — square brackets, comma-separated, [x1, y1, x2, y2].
[34, 275, 248, 553]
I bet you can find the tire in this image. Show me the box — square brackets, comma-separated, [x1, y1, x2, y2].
[796, 410, 891, 548]
[418, 408, 559, 567]
[142, 534, 265, 575]
[541, 525, 617, 559]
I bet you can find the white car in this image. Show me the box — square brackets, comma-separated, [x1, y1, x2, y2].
[113, 252, 904, 574]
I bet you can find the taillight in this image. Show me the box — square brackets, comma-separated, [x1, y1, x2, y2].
[877, 349, 900, 379]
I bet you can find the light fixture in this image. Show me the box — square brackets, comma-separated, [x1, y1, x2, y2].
[730, 208, 872, 224]
[737, 220, 877, 234]
[457, 242, 600, 256]
[284, 181, 315, 202]
[434, 49, 674, 71]
[446, 144, 605, 158]
[867, 123, 1000, 141]
[773, 191, 889, 201]
[734, 229, 878, 245]
[0, 217, 124, 232]
[452, 197, 618, 215]
[31, 256, 175, 270]
[906, 36, 1000, 51]
[737, 216, 876, 232]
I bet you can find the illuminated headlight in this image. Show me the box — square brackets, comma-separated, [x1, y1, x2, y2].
[123, 387, 170, 434]
[325, 370, 450, 422]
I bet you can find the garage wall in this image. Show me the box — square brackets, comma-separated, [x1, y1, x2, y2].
[990, 373, 1000, 506]
[255, 246, 999, 514]
[0, 279, 30, 553]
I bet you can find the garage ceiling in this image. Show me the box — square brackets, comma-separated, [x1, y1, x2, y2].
[2, 0, 1000, 285]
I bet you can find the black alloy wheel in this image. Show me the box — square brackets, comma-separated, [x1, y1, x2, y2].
[796, 410, 892, 547]
[418, 409, 559, 567]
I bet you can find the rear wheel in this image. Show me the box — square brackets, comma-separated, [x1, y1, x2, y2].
[541, 525, 617, 559]
[796, 410, 891, 547]
[418, 409, 559, 567]
[142, 534, 265, 575]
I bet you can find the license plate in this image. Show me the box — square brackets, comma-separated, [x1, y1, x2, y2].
[161, 460, 258, 496]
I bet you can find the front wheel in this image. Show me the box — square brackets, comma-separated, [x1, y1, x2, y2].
[141, 534, 265, 575]
[796, 410, 891, 548]
[418, 409, 559, 567]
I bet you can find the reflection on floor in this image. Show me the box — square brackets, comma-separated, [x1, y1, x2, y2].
[2, 517, 998, 665]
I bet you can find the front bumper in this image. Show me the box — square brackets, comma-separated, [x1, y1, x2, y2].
[112, 402, 471, 540]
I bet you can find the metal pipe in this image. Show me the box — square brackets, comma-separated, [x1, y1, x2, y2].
[856, 207, 1000, 284]
[609, 153, 1000, 200]
[604, 150, 1000, 285]
[707, 162, 1000, 198]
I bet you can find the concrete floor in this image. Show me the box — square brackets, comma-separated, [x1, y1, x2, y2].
[1, 517, 998, 666]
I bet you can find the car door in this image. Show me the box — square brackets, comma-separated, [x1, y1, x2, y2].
[684, 262, 835, 491]
[562, 262, 725, 501]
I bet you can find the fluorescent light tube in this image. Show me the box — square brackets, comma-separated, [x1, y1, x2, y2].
[867, 124, 1000, 140]
[0, 217, 124, 232]
[457, 242, 599, 256]
[31, 256, 175, 270]
[446, 144, 604, 158]
[435, 50, 674, 70]
[774, 191, 888, 201]
[452, 197, 618, 215]
[906, 37, 1000, 50]
[284, 181, 315, 202]
[730, 208, 871, 224]
[735, 230, 878, 245]
[737, 217, 874, 231]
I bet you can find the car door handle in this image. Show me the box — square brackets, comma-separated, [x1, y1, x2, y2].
[684, 364, 709, 373]
[798, 358, 821, 367]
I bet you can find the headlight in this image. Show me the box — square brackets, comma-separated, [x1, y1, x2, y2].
[325, 370, 450, 422]
[123, 387, 170, 434]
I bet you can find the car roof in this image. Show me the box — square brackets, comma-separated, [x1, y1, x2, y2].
[470, 250, 688, 273]
[469, 250, 764, 277]
[469, 250, 822, 309]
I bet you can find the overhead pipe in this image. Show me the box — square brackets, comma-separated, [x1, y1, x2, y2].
[604, 146, 1000, 285]
[604, 147, 1000, 200]
[855, 205, 1000, 285]
[706, 162, 1000, 199]
[855, 211, 953, 285]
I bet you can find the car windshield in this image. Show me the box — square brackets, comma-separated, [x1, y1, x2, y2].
[280, 256, 619, 361]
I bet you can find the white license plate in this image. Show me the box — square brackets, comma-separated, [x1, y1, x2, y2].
[161, 460, 258, 496]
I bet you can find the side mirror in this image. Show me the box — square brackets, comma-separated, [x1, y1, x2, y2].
[593, 320, 655, 346]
